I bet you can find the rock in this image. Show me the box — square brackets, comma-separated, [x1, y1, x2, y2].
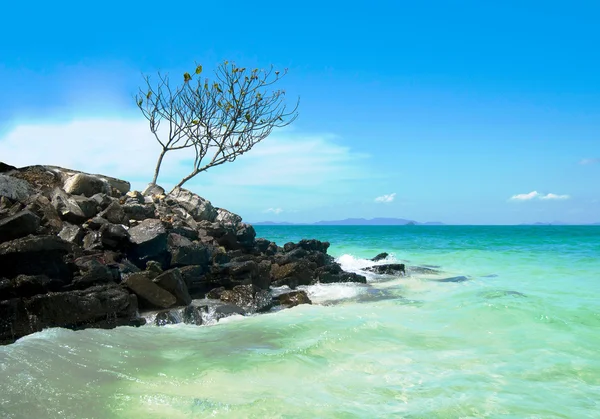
[277, 290, 312, 308]
[1, 274, 64, 299]
[214, 303, 246, 319]
[86, 216, 110, 230]
[297, 239, 330, 253]
[0, 210, 40, 243]
[127, 219, 169, 269]
[50, 188, 89, 223]
[0, 162, 17, 173]
[206, 286, 226, 299]
[145, 260, 164, 276]
[271, 260, 316, 288]
[0, 284, 141, 345]
[99, 201, 129, 225]
[168, 187, 217, 222]
[209, 260, 259, 288]
[365, 263, 406, 275]
[255, 238, 271, 253]
[24, 194, 63, 234]
[220, 284, 272, 313]
[254, 260, 272, 290]
[63, 173, 110, 197]
[168, 233, 210, 268]
[371, 252, 389, 262]
[314, 263, 367, 284]
[0, 174, 34, 201]
[124, 190, 145, 205]
[435, 276, 470, 283]
[0, 235, 74, 280]
[99, 223, 129, 249]
[214, 207, 242, 226]
[409, 266, 441, 275]
[153, 268, 192, 306]
[67, 257, 116, 290]
[155, 309, 180, 326]
[90, 193, 113, 210]
[122, 272, 176, 309]
[58, 223, 85, 245]
[236, 223, 256, 248]
[142, 183, 165, 196]
[123, 203, 156, 221]
[182, 305, 204, 325]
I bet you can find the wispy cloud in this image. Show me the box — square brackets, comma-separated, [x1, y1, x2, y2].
[540, 193, 570, 200]
[264, 208, 283, 214]
[578, 158, 600, 165]
[510, 191, 570, 201]
[375, 193, 396, 203]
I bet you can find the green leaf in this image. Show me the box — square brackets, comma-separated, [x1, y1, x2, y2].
[183, 72, 192, 82]
[137, 98, 143, 106]
[195, 65, 203, 75]
[192, 120, 199, 125]
[146, 91, 152, 99]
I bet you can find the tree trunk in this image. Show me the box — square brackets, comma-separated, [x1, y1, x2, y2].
[152, 149, 167, 185]
[173, 168, 200, 190]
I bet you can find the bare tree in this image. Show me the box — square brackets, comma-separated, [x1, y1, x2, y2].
[136, 61, 299, 189]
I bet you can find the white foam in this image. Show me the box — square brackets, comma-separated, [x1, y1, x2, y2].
[336, 253, 400, 273]
[298, 282, 366, 304]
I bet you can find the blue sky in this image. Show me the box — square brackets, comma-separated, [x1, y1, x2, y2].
[1, 0, 599, 224]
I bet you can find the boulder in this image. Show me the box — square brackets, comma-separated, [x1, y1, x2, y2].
[0, 284, 140, 345]
[209, 260, 259, 288]
[270, 260, 316, 288]
[315, 263, 367, 284]
[58, 223, 85, 245]
[182, 305, 204, 325]
[371, 252, 389, 262]
[168, 233, 210, 268]
[155, 309, 181, 326]
[153, 268, 192, 306]
[123, 273, 176, 309]
[127, 219, 169, 269]
[220, 284, 272, 313]
[277, 290, 312, 308]
[214, 207, 242, 226]
[1, 274, 64, 300]
[0, 174, 34, 201]
[50, 188, 89, 223]
[0, 210, 40, 243]
[142, 183, 165, 197]
[168, 187, 217, 222]
[99, 223, 129, 249]
[365, 263, 406, 275]
[214, 303, 246, 319]
[123, 203, 156, 221]
[0, 235, 74, 280]
[67, 257, 116, 290]
[63, 173, 110, 197]
[99, 201, 129, 225]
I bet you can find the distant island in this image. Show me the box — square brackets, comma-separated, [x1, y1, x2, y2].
[252, 218, 445, 226]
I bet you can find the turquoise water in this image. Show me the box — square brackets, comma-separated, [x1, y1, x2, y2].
[1, 226, 599, 418]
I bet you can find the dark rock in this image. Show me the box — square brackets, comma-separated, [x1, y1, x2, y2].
[209, 260, 259, 288]
[24, 194, 63, 233]
[50, 188, 89, 223]
[277, 290, 312, 308]
[236, 223, 256, 247]
[365, 263, 406, 275]
[371, 252, 389, 262]
[2, 274, 63, 299]
[0, 235, 73, 280]
[99, 223, 129, 249]
[220, 284, 272, 313]
[182, 305, 204, 325]
[67, 257, 115, 290]
[315, 263, 368, 284]
[58, 223, 85, 245]
[283, 242, 296, 252]
[0, 210, 40, 243]
[153, 268, 192, 306]
[169, 234, 210, 267]
[297, 239, 330, 253]
[142, 184, 165, 196]
[271, 260, 316, 288]
[90, 193, 113, 211]
[123, 203, 156, 221]
[214, 207, 242, 226]
[82, 231, 103, 251]
[122, 272, 176, 309]
[128, 219, 169, 269]
[255, 238, 271, 253]
[206, 286, 226, 299]
[99, 201, 129, 225]
[63, 173, 110, 197]
[86, 216, 110, 230]
[123, 191, 145, 205]
[155, 310, 180, 326]
[0, 162, 17, 173]
[214, 303, 246, 319]
[254, 260, 272, 290]
[436, 276, 470, 283]
[409, 266, 441, 275]
[0, 284, 140, 345]
[145, 260, 163, 276]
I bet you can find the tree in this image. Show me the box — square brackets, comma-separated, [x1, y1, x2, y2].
[136, 61, 299, 189]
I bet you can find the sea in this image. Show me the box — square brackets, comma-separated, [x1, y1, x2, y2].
[1, 225, 599, 418]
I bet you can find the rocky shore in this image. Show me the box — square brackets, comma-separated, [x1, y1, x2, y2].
[0, 162, 368, 345]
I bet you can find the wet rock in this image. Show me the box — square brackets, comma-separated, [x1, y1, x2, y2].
[122, 272, 176, 309]
[128, 218, 169, 269]
[99, 201, 129, 225]
[168, 187, 218, 222]
[0, 174, 34, 201]
[0, 284, 140, 345]
[316, 263, 367, 284]
[219, 284, 271, 313]
[371, 252, 389, 262]
[277, 290, 312, 308]
[0, 210, 40, 243]
[153, 268, 192, 306]
[0, 235, 74, 280]
[155, 309, 181, 326]
[271, 260, 316, 288]
[206, 286, 226, 299]
[2, 274, 64, 299]
[435, 276, 469, 283]
[214, 303, 246, 320]
[182, 305, 204, 325]
[409, 266, 441, 275]
[365, 263, 406, 275]
[63, 173, 110, 197]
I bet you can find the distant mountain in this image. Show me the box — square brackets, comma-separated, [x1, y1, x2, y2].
[251, 221, 298, 226]
[520, 221, 600, 226]
[252, 218, 445, 226]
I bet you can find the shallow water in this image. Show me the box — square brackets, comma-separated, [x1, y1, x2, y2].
[1, 226, 599, 418]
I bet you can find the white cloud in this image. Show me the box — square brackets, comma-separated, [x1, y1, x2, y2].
[264, 208, 283, 214]
[510, 191, 570, 201]
[0, 118, 370, 194]
[510, 191, 540, 201]
[579, 158, 600, 165]
[540, 193, 570, 200]
[375, 193, 396, 203]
